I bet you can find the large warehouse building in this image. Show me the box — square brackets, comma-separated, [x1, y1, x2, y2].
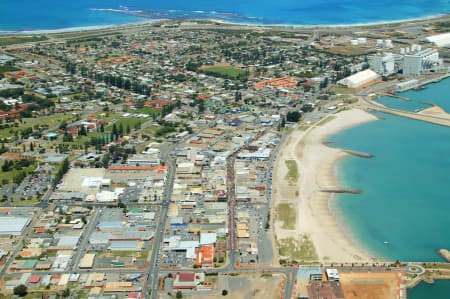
[0, 217, 30, 236]
[337, 69, 380, 88]
[425, 33, 450, 48]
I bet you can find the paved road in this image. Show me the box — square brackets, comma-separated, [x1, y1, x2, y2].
[71, 208, 101, 271]
[0, 210, 41, 278]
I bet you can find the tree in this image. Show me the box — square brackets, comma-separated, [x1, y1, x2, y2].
[286, 111, 301, 123]
[63, 132, 73, 142]
[112, 123, 118, 139]
[222, 290, 228, 296]
[119, 123, 124, 136]
[198, 99, 205, 113]
[13, 285, 27, 297]
[176, 291, 183, 299]
[62, 288, 70, 297]
[78, 125, 87, 136]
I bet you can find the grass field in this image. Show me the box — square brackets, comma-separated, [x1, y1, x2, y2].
[105, 118, 143, 132]
[0, 35, 48, 46]
[96, 113, 121, 123]
[0, 114, 74, 137]
[12, 198, 40, 204]
[132, 107, 158, 115]
[278, 234, 318, 261]
[329, 86, 358, 95]
[0, 164, 36, 186]
[56, 131, 105, 147]
[277, 203, 296, 230]
[284, 160, 299, 184]
[200, 65, 247, 79]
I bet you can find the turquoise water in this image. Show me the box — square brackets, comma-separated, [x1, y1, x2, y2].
[375, 77, 450, 113]
[328, 112, 450, 262]
[408, 280, 450, 299]
[0, 0, 449, 32]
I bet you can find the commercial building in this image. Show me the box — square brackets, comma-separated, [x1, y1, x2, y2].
[79, 253, 96, 269]
[326, 268, 340, 281]
[0, 217, 30, 236]
[172, 272, 205, 290]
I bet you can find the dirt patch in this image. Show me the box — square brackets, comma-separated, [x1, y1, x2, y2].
[340, 271, 399, 299]
[190, 274, 282, 299]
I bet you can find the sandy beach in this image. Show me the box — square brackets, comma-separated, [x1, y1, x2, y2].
[272, 108, 379, 263]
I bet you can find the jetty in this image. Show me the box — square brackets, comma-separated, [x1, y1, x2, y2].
[321, 189, 362, 194]
[437, 249, 450, 262]
[379, 93, 411, 101]
[343, 150, 374, 158]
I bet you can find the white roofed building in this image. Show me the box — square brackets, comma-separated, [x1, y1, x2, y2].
[425, 33, 450, 48]
[337, 69, 379, 88]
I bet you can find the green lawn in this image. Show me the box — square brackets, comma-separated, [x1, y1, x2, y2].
[200, 66, 247, 79]
[22, 114, 73, 129]
[329, 86, 358, 95]
[284, 160, 299, 184]
[54, 131, 105, 147]
[0, 164, 36, 186]
[132, 107, 158, 115]
[0, 114, 74, 137]
[12, 198, 40, 205]
[277, 203, 296, 230]
[97, 113, 121, 123]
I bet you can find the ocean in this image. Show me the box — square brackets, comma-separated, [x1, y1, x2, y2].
[408, 280, 450, 299]
[375, 77, 450, 113]
[0, 0, 449, 32]
[328, 77, 450, 263]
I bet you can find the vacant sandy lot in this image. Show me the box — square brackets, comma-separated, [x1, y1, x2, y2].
[59, 167, 106, 192]
[340, 271, 399, 299]
[191, 274, 282, 299]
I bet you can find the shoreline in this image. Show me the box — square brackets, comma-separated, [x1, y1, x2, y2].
[0, 12, 448, 36]
[0, 19, 163, 36]
[208, 12, 449, 29]
[273, 108, 381, 263]
[302, 109, 380, 262]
